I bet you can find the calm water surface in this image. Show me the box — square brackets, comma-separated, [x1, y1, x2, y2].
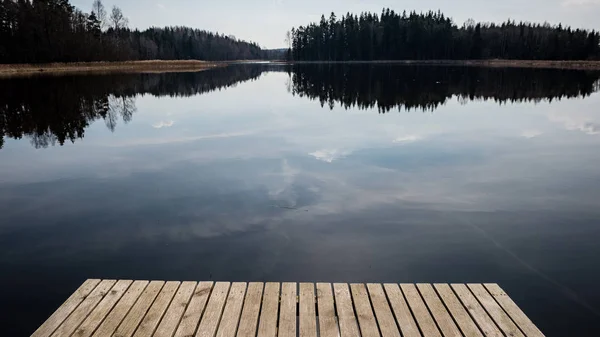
[1, 64, 600, 336]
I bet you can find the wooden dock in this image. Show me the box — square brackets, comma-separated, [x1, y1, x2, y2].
[31, 280, 545, 337]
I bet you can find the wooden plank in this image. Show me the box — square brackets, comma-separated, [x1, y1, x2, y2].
[72, 279, 132, 337]
[196, 282, 231, 337]
[451, 284, 503, 337]
[316, 283, 339, 337]
[236, 282, 264, 337]
[467, 284, 525, 337]
[32, 280, 547, 337]
[90, 280, 148, 337]
[153, 281, 197, 337]
[383, 284, 420, 337]
[50, 279, 117, 337]
[484, 284, 545, 337]
[333, 283, 360, 337]
[417, 283, 462, 337]
[31, 279, 101, 337]
[400, 283, 442, 337]
[278, 283, 297, 337]
[174, 281, 214, 337]
[350, 284, 380, 337]
[113, 280, 165, 337]
[366, 284, 400, 337]
[300, 283, 317, 337]
[132, 281, 180, 337]
[257, 282, 280, 337]
[433, 284, 483, 337]
[216, 282, 247, 337]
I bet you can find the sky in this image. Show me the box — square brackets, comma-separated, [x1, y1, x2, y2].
[71, 0, 600, 48]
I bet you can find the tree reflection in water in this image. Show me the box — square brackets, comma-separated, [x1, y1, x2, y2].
[1, 64, 599, 149]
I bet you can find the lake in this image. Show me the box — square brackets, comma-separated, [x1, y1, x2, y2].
[1, 64, 600, 337]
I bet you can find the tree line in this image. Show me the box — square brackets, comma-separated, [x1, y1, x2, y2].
[289, 9, 600, 61]
[0, 0, 265, 63]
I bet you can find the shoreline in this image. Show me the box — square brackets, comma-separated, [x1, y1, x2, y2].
[0, 60, 224, 77]
[2, 59, 600, 77]
[275, 59, 600, 70]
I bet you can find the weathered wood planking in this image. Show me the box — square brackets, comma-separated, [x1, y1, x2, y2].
[32, 281, 545, 337]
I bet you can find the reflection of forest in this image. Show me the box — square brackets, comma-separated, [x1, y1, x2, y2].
[287, 64, 600, 112]
[0, 66, 263, 149]
[1, 64, 600, 149]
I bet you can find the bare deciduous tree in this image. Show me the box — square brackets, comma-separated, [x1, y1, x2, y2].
[110, 6, 128, 30]
[285, 30, 292, 49]
[463, 18, 476, 29]
[91, 0, 106, 30]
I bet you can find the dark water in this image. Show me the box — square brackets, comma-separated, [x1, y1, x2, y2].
[1, 64, 600, 337]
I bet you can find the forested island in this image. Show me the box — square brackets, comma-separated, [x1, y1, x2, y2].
[288, 10, 600, 61]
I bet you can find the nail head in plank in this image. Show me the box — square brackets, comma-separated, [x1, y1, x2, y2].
[366, 284, 400, 337]
[153, 281, 197, 337]
[50, 279, 117, 337]
[216, 282, 248, 337]
[416, 283, 462, 337]
[196, 282, 232, 337]
[257, 282, 280, 337]
[114, 280, 165, 337]
[333, 283, 360, 337]
[132, 281, 180, 337]
[91, 280, 148, 337]
[174, 281, 214, 337]
[72, 279, 132, 337]
[484, 284, 545, 337]
[383, 284, 421, 337]
[300, 283, 317, 337]
[350, 284, 380, 337]
[467, 284, 525, 337]
[236, 282, 264, 337]
[316, 283, 339, 337]
[400, 283, 442, 337]
[433, 284, 483, 337]
[451, 284, 503, 337]
[278, 283, 297, 337]
[31, 279, 101, 337]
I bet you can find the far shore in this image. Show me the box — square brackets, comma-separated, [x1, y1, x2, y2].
[2, 59, 600, 77]
[277, 59, 600, 70]
[0, 60, 224, 77]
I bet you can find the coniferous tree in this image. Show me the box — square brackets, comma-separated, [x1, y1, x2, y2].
[0, 0, 270, 63]
[291, 9, 600, 61]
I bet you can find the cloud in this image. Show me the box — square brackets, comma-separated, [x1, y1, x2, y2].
[266, 159, 300, 205]
[521, 130, 543, 138]
[562, 0, 600, 6]
[156, 3, 165, 9]
[110, 131, 256, 147]
[309, 149, 351, 163]
[564, 121, 600, 135]
[548, 110, 600, 135]
[393, 135, 420, 143]
[577, 122, 600, 135]
[152, 120, 174, 129]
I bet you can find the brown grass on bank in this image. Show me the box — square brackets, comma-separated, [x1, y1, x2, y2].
[419, 59, 600, 70]
[3, 59, 600, 78]
[0, 60, 223, 77]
